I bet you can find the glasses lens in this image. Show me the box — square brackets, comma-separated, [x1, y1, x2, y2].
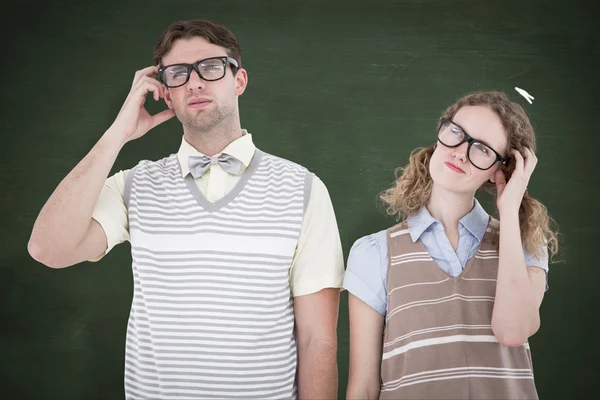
[199, 59, 226, 81]
[163, 65, 189, 87]
[469, 142, 497, 169]
[438, 120, 464, 146]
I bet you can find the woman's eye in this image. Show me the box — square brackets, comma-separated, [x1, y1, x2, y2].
[475, 144, 489, 154]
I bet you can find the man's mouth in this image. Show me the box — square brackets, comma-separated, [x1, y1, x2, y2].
[188, 98, 211, 109]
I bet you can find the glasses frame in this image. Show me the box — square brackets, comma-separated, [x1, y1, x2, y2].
[437, 117, 509, 171]
[158, 56, 239, 88]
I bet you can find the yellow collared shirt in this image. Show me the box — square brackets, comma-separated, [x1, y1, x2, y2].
[91, 131, 344, 296]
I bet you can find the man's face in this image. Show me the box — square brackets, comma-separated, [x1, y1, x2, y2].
[161, 37, 247, 133]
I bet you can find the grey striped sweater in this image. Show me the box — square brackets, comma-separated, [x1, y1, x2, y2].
[122, 150, 310, 399]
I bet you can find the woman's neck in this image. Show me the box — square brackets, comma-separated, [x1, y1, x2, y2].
[426, 184, 476, 231]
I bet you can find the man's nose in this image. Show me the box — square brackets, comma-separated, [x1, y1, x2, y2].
[186, 68, 206, 90]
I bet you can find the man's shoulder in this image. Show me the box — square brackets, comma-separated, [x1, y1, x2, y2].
[133, 154, 179, 170]
[259, 150, 310, 173]
[125, 154, 180, 186]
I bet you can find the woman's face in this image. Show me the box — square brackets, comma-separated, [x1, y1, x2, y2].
[429, 105, 509, 194]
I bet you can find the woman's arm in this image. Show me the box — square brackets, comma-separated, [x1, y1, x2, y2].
[492, 148, 547, 346]
[346, 293, 385, 400]
[491, 211, 546, 346]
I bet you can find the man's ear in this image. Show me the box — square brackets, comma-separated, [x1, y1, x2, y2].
[163, 86, 173, 109]
[234, 68, 248, 96]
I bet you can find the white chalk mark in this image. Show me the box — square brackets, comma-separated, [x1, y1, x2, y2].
[515, 87, 534, 104]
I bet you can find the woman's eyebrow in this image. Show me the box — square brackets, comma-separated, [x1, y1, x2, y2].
[453, 119, 504, 151]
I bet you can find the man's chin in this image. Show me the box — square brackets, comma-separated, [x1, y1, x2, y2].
[182, 117, 220, 133]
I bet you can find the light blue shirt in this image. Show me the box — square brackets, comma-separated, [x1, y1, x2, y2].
[342, 200, 549, 316]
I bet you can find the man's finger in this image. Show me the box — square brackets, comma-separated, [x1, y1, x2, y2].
[133, 79, 165, 102]
[132, 81, 162, 103]
[132, 66, 159, 89]
[138, 75, 164, 89]
[151, 108, 176, 128]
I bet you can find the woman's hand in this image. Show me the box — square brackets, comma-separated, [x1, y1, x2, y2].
[495, 147, 537, 216]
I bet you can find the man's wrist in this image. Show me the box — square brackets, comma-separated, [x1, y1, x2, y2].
[101, 127, 129, 151]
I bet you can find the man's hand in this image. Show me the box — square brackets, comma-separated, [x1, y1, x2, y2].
[109, 66, 175, 143]
[27, 67, 175, 268]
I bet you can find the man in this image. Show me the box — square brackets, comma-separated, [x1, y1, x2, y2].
[28, 19, 344, 399]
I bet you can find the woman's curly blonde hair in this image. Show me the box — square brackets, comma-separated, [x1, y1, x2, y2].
[380, 91, 559, 260]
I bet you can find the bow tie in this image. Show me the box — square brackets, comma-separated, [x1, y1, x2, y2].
[188, 154, 244, 179]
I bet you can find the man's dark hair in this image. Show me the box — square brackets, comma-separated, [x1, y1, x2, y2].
[153, 19, 241, 73]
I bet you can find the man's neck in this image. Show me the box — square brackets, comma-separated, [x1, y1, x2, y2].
[183, 121, 243, 156]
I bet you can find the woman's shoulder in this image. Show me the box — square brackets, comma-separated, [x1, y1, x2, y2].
[349, 229, 389, 256]
[347, 227, 396, 279]
[344, 229, 392, 316]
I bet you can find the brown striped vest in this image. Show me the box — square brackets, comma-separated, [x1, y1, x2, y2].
[380, 219, 538, 399]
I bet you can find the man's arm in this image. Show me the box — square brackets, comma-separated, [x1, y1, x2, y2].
[289, 175, 344, 398]
[28, 66, 174, 268]
[294, 288, 340, 399]
[28, 133, 125, 268]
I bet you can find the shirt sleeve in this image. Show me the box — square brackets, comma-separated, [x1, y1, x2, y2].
[289, 174, 345, 297]
[343, 231, 388, 316]
[523, 243, 550, 291]
[523, 243, 549, 271]
[89, 169, 130, 261]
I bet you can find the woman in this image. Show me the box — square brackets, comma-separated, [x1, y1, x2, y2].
[343, 91, 559, 399]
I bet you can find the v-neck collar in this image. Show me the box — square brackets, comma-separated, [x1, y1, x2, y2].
[407, 200, 490, 245]
[412, 218, 495, 281]
[180, 150, 264, 213]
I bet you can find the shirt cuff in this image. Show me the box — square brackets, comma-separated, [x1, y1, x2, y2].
[343, 269, 386, 316]
[89, 211, 127, 261]
[292, 272, 344, 297]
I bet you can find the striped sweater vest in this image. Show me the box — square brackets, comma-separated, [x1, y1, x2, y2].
[380, 219, 538, 399]
[123, 150, 310, 399]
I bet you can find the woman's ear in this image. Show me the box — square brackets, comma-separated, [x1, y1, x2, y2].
[488, 165, 501, 184]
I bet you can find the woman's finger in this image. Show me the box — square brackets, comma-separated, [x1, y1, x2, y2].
[512, 149, 524, 174]
[523, 147, 538, 179]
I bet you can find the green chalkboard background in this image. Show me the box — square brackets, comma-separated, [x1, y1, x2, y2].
[1, 0, 598, 398]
